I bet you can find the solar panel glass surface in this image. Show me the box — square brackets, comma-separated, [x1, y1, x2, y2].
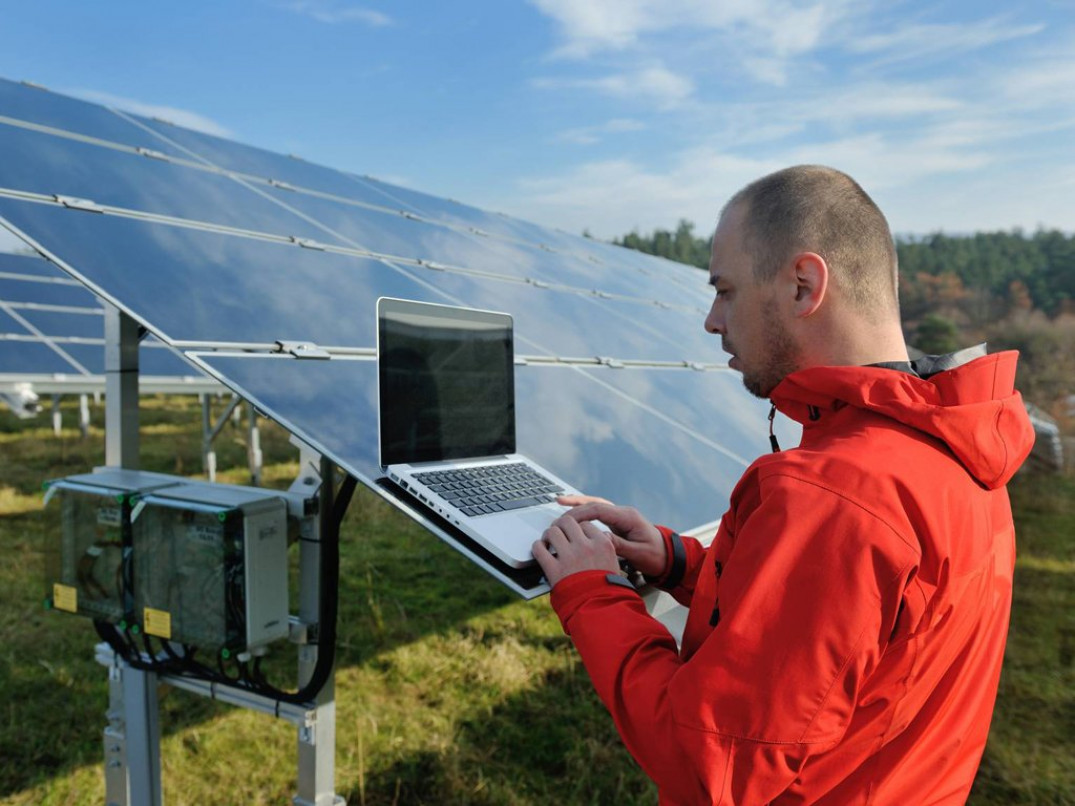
[0, 79, 777, 555]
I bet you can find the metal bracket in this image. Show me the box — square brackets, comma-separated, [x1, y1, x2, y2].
[136, 147, 169, 161]
[54, 195, 104, 213]
[469, 226, 490, 237]
[290, 236, 328, 251]
[526, 278, 549, 289]
[400, 210, 421, 220]
[275, 341, 331, 360]
[598, 356, 625, 369]
[417, 258, 447, 271]
[270, 178, 298, 191]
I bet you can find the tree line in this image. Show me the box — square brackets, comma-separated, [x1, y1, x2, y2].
[613, 221, 1075, 420]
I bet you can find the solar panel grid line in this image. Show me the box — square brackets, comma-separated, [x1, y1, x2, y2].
[115, 107, 447, 224]
[0, 271, 86, 286]
[4, 203, 704, 368]
[0, 112, 179, 161]
[114, 103, 699, 292]
[158, 160, 703, 314]
[1, 189, 701, 316]
[2, 92, 705, 314]
[121, 108, 586, 264]
[0, 333, 104, 345]
[0, 297, 92, 374]
[1, 185, 718, 371]
[3, 302, 102, 315]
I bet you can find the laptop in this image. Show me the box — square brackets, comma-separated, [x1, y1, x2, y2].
[377, 297, 585, 569]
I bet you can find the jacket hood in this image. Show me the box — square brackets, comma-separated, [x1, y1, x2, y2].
[770, 349, 1035, 489]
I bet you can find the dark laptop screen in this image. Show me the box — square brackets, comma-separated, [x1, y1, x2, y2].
[378, 298, 516, 466]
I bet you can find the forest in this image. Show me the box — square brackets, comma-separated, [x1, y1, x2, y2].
[613, 222, 1075, 423]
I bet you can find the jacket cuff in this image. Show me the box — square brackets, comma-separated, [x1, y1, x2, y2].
[550, 569, 640, 626]
[644, 526, 687, 590]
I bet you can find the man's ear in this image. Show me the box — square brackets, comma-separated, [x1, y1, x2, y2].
[791, 252, 828, 318]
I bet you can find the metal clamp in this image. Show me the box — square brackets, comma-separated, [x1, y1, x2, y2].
[289, 236, 328, 251]
[54, 195, 104, 213]
[275, 341, 331, 360]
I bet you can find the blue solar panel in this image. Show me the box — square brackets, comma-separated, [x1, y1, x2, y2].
[0, 338, 83, 374]
[0, 79, 191, 159]
[0, 77, 786, 584]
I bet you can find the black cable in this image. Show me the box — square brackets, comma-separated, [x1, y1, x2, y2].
[251, 473, 354, 705]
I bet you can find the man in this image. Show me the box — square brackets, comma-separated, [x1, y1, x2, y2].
[533, 165, 1035, 804]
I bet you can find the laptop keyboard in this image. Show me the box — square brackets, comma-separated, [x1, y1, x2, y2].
[413, 462, 565, 517]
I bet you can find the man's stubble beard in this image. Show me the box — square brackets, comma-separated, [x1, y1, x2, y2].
[741, 296, 802, 400]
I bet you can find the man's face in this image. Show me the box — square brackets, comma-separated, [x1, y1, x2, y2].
[704, 204, 801, 398]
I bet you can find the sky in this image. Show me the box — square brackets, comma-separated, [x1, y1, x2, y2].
[1, 0, 1074, 241]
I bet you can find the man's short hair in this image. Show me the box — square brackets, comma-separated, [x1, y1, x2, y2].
[725, 165, 899, 317]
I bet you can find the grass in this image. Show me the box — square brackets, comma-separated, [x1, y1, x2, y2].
[0, 395, 1072, 804]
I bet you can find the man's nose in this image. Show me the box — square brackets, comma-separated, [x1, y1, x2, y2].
[704, 303, 724, 335]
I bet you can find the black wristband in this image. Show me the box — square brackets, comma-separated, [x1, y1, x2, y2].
[645, 530, 687, 590]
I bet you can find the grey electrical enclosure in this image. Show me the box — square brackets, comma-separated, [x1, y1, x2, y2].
[45, 469, 296, 654]
[43, 468, 184, 623]
[131, 481, 290, 651]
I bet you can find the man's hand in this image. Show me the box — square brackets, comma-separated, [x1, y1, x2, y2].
[532, 514, 620, 588]
[533, 495, 668, 585]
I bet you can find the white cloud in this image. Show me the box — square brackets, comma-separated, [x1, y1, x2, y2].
[555, 118, 646, 145]
[530, 0, 838, 60]
[278, 1, 392, 26]
[69, 89, 233, 138]
[504, 125, 1001, 240]
[850, 16, 1044, 62]
[534, 65, 694, 108]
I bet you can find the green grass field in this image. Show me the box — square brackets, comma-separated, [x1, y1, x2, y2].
[0, 396, 1071, 805]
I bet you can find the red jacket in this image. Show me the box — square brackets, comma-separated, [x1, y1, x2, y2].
[551, 351, 1035, 804]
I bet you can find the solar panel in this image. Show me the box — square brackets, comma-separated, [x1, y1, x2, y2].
[0, 76, 800, 593]
[0, 250, 216, 389]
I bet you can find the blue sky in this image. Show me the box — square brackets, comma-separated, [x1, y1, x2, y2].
[2, 0, 1073, 241]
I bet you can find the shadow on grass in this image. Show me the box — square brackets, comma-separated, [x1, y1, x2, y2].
[342, 666, 655, 806]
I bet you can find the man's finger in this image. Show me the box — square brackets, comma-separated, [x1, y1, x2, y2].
[558, 494, 613, 507]
[557, 501, 613, 523]
[553, 514, 590, 541]
[542, 524, 570, 552]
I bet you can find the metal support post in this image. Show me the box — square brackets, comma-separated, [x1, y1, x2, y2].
[51, 393, 62, 436]
[292, 452, 345, 806]
[248, 401, 263, 486]
[201, 393, 216, 482]
[201, 393, 242, 482]
[79, 393, 91, 439]
[105, 309, 139, 467]
[102, 305, 161, 806]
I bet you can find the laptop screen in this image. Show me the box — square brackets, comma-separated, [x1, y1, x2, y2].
[378, 298, 516, 466]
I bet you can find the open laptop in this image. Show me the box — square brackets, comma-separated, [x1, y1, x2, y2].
[377, 297, 584, 569]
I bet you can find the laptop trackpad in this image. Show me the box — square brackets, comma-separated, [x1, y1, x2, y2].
[512, 505, 565, 533]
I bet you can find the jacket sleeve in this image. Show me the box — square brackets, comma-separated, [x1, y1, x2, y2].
[551, 473, 915, 804]
[648, 525, 709, 606]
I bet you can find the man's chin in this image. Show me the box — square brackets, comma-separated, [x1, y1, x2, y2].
[740, 370, 777, 400]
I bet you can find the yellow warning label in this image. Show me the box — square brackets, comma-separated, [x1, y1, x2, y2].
[53, 584, 78, 613]
[143, 608, 172, 639]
